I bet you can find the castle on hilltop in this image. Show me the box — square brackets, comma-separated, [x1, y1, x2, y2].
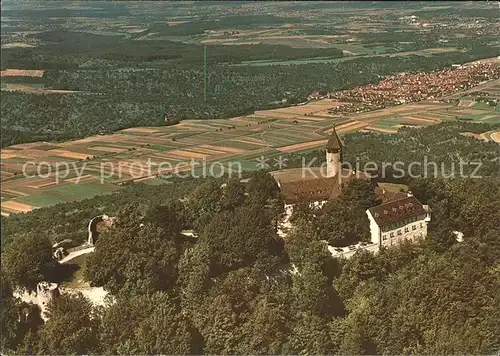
[272, 124, 370, 206]
[271, 124, 431, 258]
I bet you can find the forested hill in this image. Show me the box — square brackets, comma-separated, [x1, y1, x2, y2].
[2, 0, 499, 146]
[2, 3, 500, 353]
[3, 121, 498, 249]
[2, 47, 499, 147]
[1, 170, 499, 354]
[2, 31, 345, 67]
[1, 121, 499, 354]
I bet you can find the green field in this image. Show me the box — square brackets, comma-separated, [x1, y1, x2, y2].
[16, 194, 67, 207]
[472, 102, 495, 110]
[457, 113, 498, 122]
[217, 140, 265, 150]
[260, 135, 297, 146]
[231, 48, 461, 67]
[482, 116, 500, 124]
[43, 182, 121, 201]
[370, 119, 400, 128]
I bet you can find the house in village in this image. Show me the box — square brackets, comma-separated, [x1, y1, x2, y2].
[271, 125, 431, 258]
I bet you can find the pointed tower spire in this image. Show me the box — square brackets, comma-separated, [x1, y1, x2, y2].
[326, 123, 342, 152]
[326, 123, 342, 178]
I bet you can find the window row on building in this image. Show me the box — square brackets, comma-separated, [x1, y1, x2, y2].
[382, 222, 424, 241]
[382, 215, 421, 232]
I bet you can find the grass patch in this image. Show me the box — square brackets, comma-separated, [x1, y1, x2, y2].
[378, 182, 409, 192]
[261, 135, 298, 146]
[46, 182, 120, 201]
[60, 254, 88, 289]
[226, 159, 261, 171]
[149, 144, 177, 151]
[220, 140, 265, 150]
[482, 116, 500, 124]
[1, 157, 29, 164]
[472, 102, 495, 110]
[273, 128, 318, 138]
[16, 194, 67, 207]
[373, 119, 400, 128]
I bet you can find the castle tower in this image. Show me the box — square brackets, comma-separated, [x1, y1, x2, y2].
[326, 124, 342, 178]
[36, 282, 60, 321]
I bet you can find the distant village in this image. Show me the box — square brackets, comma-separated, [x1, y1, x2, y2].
[305, 60, 499, 115]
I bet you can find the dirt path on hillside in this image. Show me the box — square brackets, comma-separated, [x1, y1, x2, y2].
[59, 247, 95, 264]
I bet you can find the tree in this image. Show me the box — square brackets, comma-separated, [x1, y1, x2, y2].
[238, 293, 292, 354]
[338, 283, 380, 355]
[192, 267, 292, 355]
[219, 178, 246, 211]
[284, 312, 338, 355]
[315, 197, 371, 247]
[291, 262, 340, 318]
[245, 170, 280, 205]
[285, 226, 345, 319]
[334, 250, 383, 302]
[35, 293, 100, 355]
[144, 200, 185, 235]
[341, 179, 377, 210]
[84, 220, 185, 295]
[200, 205, 285, 276]
[179, 241, 212, 321]
[1, 272, 21, 352]
[185, 179, 223, 231]
[100, 292, 197, 354]
[289, 200, 316, 226]
[424, 230, 457, 252]
[2, 234, 56, 292]
[196, 293, 241, 354]
[1, 269, 44, 354]
[285, 224, 341, 282]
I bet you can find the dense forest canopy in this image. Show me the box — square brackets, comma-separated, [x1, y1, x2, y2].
[2, 168, 500, 354]
[2, 2, 500, 353]
[3, 47, 499, 147]
[1, 0, 499, 146]
[1, 123, 500, 354]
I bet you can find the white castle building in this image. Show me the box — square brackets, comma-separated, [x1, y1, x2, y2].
[366, 191, 431, 248]
[328, 191, 431, 259]
[270, 124, 432, 258]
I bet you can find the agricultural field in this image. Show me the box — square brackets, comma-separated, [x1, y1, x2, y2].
[231, 47, 464, 67]
[0, 69, 44, 77]
[2, 1, 499, 148]
[2, 79, 499, 215]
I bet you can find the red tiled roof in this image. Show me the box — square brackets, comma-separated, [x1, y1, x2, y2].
[279, 169, 371, 204]
[279, 177, 339, 204]
[368, 195, 425, 226]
